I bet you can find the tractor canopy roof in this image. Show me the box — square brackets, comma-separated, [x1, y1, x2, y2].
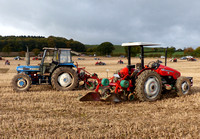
[43, 47, 71, 50]
[121, 42, 160, 47]
[42, 47, 81, 55]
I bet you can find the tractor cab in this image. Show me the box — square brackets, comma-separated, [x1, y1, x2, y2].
[14, 47, 78, 91]
[40, 48, 74, 75]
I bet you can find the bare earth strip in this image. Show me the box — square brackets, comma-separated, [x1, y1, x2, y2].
[0, 57, 199, 138]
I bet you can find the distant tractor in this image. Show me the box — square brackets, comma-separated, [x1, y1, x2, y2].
[12, 48, 78, 92]
[170, 57, 177, 62]
[117, 60, 124, 64]
[32, 56, 42, 60]
[187, 57, 197, 61]
[95, 61, 106, 65]
[14, 56, 23, 60]
[5, 60, 10, 65]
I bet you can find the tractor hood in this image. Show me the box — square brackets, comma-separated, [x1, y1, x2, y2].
[156, 64, 181, 79]
[119, 67, 135, 77]
[16, 65, 40, 72]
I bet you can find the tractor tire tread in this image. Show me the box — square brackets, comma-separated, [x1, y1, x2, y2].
[51, 67, 78, 91]
[175, 76, 191, 96]
[135, 70, 162, 102]
[11, 73, 31, 92]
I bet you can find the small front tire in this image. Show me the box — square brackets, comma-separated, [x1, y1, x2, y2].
[12, 74, 31, 92]
[175, 76, 191, 96]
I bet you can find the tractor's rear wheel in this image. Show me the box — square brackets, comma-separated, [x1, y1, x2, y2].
[51, 67, 78, 91]
[175, 76, 191, 96]
[12, 74, 31, 92]
[135, 70, 162, 102]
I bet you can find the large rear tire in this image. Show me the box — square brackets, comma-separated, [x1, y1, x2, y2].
[12, 74, 31, 92]
[51, 67, 78, 91]
[135, 70, 162, 102]
[175, 76, 191, 96]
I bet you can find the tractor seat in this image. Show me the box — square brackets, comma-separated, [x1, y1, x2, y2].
[136, 63, 142, 70]
[130, 69, 139, 79]
[127, 65, 135, 69]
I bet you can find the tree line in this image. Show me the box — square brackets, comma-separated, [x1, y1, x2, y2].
[0, 35, 115, 56]
[1, 35, 200, 57]
[0, 35, 86, 54]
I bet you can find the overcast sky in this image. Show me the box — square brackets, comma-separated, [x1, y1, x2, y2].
[0, 0, 200, 49]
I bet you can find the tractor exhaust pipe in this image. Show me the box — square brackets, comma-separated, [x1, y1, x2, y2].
[165, 47, 168, 66]
[26, 46, 30, 66]
[128, 46, 131, 74]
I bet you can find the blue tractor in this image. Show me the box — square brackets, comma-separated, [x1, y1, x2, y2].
[12, 47, 79, 92]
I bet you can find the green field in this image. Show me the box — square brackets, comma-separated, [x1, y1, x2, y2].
[113, 45, 126, 54]
[85, 45, 126, 55]
[85, 45, 184, 57]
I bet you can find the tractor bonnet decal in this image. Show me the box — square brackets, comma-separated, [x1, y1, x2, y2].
[16, 66, 40, 71]
[161, 69, 174, 73]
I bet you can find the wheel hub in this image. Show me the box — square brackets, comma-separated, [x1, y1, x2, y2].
[58, 73, 72, 87]
[181, 82, 189, 94]
[17, 79, 26, 87]
[144, 77, 160, 98]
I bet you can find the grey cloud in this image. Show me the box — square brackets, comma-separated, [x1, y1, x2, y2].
[0, 0, 200, 48]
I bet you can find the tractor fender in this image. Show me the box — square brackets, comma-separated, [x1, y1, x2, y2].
[50, 65, 76, 77]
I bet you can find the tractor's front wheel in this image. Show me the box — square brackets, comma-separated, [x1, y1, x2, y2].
[12, 74, 31, 92]
[135, 70, 162, 102]
[175, 76, 191, 96]
[51, 67, 78, 91]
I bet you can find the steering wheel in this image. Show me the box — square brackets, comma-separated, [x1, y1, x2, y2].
[147, 61, 158, 69]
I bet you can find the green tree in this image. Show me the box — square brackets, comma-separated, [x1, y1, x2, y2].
[2, 45, 11, 53]
[0, 35, 86, 53]
[177, 48, 183, 52]
[184, 47, 194, 55]
[167, 46, 176, 57]
[96, 42, 114, 55]
[66, 40, 86, 52]
[47, 36, 56, 48]
[87, 47, 97, 53]
[194, 47, 200, 57]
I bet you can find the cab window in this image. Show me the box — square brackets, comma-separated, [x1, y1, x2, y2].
[60, 50, 71, 63]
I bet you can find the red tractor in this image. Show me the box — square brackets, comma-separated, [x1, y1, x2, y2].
[80, 42, 193, 102]
[117, 59, 124, 64]
[170, 57, 177, 62]
[95, 61, 106, 65]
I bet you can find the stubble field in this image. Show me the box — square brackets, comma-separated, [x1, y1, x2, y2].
[0, 56, 199, 138]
